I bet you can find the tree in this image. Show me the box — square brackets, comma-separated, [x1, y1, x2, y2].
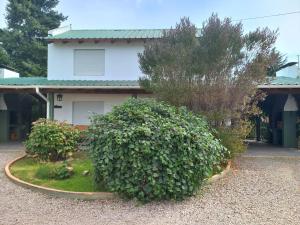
[0, 44, 11, 66]
[0, 0, 67, 76]
[139, 15, 284, 155]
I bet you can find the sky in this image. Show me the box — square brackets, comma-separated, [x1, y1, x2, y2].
[0, 0, 299, 62]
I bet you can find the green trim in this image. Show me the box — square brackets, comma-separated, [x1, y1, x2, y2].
[283, 111, 297, 148]
[0, 77, 140, 87]
[47, 93, 54, 120]
[264, 76, 300, 86]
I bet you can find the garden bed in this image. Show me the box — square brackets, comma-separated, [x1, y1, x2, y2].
[5, 153, 115, 200]
[5, 153, 231, 200]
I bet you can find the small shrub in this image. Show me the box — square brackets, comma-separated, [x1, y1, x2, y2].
[216, 120, 252, 158]
[35, 165, 53, 179]
[35, 162, 73, 180]
[25, 119, 80, 161]
[88, 98, 228, 202]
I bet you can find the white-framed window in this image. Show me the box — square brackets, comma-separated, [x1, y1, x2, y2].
[74, 49, 105, 76]
[72, 101, 104, 125]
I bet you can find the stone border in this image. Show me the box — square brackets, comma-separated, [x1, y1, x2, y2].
[5, 155, 231, 200]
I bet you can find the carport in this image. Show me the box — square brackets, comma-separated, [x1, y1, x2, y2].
[0, 87, 46, 142]
[258, 76, 300, 148]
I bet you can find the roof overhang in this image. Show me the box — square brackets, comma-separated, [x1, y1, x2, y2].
[47, 38, 155, 44]
[258, 85, 300, 89]
[258, 85, 300, 94]
[0, 85, 147, 94]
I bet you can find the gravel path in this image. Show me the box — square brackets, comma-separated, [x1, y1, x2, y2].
[0, 151, 299, 225]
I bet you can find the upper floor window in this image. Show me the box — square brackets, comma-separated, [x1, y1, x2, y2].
[74, 49, 105, 76]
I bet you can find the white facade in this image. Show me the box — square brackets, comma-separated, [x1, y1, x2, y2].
[53, 93, 132, 124]
[47, 32, 148, 124]
[48, 42, 145, 80]
[0, 68, 19, 78]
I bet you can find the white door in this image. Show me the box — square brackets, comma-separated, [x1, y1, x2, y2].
[72, 101, 104, 125]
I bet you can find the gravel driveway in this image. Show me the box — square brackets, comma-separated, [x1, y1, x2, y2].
[0, 149, 299, 225]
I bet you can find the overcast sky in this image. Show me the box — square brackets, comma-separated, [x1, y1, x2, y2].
[0, 0, 299, 62]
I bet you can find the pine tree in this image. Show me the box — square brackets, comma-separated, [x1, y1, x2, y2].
[0, 0, 67, 76]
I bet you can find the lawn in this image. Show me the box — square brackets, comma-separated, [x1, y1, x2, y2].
[10, 152, 106, 192]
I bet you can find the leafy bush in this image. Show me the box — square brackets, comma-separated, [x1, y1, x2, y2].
[216, 120, 252, 158]
[25, 119, 80, 161]
[88, 98, 228, 202]
[35, 162, 73, 180]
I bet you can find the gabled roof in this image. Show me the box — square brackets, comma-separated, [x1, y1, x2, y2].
[47, 29, 202, 41]
[0, 77, 140, 88]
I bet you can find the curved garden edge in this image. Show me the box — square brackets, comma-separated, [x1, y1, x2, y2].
[4, 155, 232, 201]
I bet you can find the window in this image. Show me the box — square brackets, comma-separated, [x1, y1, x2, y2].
[74, 49, 105, 76]
[72, 101, 104, 125]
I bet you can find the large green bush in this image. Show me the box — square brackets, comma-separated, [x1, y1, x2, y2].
[25, 119, 80, 161]
[88, 98, 228, 202]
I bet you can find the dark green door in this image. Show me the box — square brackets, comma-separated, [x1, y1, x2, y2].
[283, 111, 297, 148]
[0, 110, 9, 142]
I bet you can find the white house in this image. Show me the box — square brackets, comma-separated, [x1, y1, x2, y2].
[45, 26, 162, 125]
[1, 26, 300, 148]
[0, 26, 165, 137]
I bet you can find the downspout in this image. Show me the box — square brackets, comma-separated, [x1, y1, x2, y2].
[35, 87, 51, 119]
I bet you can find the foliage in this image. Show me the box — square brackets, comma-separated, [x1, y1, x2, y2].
[87, 98, 228, 202]
[0, 0, 67, 76]
[35, 162, 72, 180]
[25, 119, 80, 161]
[10, 153, 105, 192]
[215, 120, 252, 157]
[139, 15, 284, 155]
[0, 45, 11, 66]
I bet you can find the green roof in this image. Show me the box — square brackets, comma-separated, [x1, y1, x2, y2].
[0, 77, 140, 87]
[262, 76, 300, 86]
[47, 29, 201, 40]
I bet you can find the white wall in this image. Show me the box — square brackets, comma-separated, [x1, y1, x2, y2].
[48, 42, 145, 80]
[53, 93, 132, 124]
[0, 68, 19, 78]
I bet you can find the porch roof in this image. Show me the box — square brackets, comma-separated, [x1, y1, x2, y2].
[258, 76, 300, 89]
[0, 77, 145, 94]
[0, 77, 140, 88]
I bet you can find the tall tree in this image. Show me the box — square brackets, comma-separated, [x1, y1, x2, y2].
[0, 44, 11, 67]
[139, 15, 284, 155]
[0, 0, 67, 76]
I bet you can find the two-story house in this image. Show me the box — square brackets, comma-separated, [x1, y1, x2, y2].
[1, 25, 300, 149]
[0, 26, 163, 141]
[46, 26, 160, 125]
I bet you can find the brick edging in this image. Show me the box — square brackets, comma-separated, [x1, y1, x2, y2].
[206, 160, 232, 184]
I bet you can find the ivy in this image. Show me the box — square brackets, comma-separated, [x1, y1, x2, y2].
[88, 98, 228, 202]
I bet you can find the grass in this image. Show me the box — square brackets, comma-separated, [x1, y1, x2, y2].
[10, 152, 107, 192]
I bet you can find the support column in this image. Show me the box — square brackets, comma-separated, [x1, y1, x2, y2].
[255, 117, 261, 142]
[283, 94, 298, 148]
[47, 93, 54, 120]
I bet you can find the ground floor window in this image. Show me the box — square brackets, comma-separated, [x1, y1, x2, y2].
[72, 101, 104, 125]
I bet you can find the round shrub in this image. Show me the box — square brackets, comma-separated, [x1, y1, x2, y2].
[25, 119, 80, 161]
[88, 98, 228, 202]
